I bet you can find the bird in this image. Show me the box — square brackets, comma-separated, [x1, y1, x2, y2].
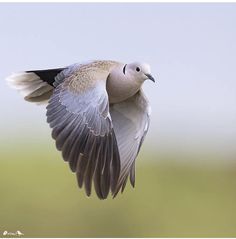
[6, 60, 155, 199]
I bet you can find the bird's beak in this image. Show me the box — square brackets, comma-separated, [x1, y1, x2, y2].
[145, 73, 155, 83]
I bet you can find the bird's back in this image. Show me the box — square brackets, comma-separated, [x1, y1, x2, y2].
[6, 60, 120, 104]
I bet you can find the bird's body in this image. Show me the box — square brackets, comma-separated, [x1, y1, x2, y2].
[6, 60, 154, 199]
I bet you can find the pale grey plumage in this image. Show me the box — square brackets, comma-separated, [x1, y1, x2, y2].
[110, 90, 151, 196]
[6, 60, 154, 199]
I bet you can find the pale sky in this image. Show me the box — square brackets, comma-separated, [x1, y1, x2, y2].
[0, 3, 236, 156]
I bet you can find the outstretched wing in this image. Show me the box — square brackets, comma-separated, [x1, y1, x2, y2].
[46, 65, 120, 199]
[110, 90, 151, 196]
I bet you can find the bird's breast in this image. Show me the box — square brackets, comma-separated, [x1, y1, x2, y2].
[106, 73, 140, 104]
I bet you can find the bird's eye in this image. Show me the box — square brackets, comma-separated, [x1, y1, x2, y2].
[136, 67, 140, 72]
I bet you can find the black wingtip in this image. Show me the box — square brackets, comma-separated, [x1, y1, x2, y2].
[27, 68, 65, 87]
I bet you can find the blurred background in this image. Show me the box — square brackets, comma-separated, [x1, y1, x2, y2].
[0, 3, 236, 237]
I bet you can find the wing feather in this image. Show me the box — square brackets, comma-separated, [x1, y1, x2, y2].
[46, 65, 121, 199]
[110, 90, 151, 196]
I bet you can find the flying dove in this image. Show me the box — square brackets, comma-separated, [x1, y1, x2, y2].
[6, 60, 155, 199]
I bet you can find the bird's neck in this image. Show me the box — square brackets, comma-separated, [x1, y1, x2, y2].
[106, 67, 142, 104]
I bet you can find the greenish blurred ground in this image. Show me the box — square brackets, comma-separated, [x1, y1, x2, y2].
[1, 141, 236, 237]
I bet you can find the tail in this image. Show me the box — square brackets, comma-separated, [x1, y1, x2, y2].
[6, 68, 65, 104]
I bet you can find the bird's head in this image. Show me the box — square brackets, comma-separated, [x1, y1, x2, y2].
[123, 62, 155, 83]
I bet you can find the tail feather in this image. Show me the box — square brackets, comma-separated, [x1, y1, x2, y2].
[6, 68, 65, 104]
